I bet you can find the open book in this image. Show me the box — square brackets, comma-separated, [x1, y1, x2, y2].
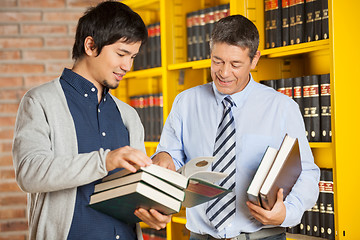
[247, 134, 302, 210]
[89, 156, 231, 223]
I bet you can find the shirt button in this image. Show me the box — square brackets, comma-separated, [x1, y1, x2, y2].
[98, 109, 101, 113]
[115, 235, 120, 239]
[102, 132, 106, 137]
[84, 93, 88, 97]
[91, 87, 96, 92]
[104, 98, 106, 102]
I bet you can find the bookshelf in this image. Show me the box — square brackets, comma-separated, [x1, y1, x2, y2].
[113, 0, 360, 239]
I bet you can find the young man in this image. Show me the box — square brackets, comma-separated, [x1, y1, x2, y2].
[153, 15, 320, 239]
[12, 1, 170, 239]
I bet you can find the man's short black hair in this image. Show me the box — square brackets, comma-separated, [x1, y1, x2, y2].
[72, 1, 148, 61]
[210, 15, 259, 62]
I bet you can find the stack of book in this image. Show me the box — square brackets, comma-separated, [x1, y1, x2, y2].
[133, 22, 161, 70]
[186, 3, 230, 61]
[247, 134, 302, 210]
[265, 0, 329, 48]
[260, 73, 331, 143]
[287, 168, 335, 240]
[89, 157, 231, 223]
[129, 93, 163, 142]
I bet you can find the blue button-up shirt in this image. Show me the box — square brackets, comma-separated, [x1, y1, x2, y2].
[155, 75, 320, 238]
[60, 68, 136, 240]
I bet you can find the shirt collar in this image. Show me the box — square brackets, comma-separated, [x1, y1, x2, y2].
[212, 73, 256, 108]
[60, 68, 109, 98]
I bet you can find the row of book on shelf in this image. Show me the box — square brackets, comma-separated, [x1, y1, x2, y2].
[287, 168, 335, 239]
[133, 22, 161, 71]
[129, 93, 163, 142]
[265, 0, 329, 48]
[186, 3, 230, 62]
[260, 73, 331, 142]
[142, 228, 166, 240]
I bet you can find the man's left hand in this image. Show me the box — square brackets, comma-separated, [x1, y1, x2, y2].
[134, 208, 171, 230]
[246, 188, 286, 225]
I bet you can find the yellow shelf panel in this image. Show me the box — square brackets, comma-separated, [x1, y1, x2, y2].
[124, 67, 162, 79]
[145, 141, 159, 148]
[121, 0, 160, 10]
[172, 216, 187, 225]
[168, 59, 211, 70]
[261, 39, 330, 58]
[309, 142, 332, 149]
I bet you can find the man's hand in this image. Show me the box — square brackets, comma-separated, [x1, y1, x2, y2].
[152, 151, 176, 171]
[134, 208, 171, 230]
[106, 146, 152, 172]
[246, 188, 286, 225]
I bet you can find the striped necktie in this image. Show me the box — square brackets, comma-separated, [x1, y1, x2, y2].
[206, 95, 236, 231]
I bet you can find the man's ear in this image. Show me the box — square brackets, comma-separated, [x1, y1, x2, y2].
[250, 50, 261, 69]
[84, 36, 97, 56]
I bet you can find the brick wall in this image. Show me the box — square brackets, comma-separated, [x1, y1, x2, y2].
[0, 0, 103, 239]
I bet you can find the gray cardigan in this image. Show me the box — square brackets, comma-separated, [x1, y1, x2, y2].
[12, 78, 145, 240]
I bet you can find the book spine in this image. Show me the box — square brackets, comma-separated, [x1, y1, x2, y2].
[282, 0, 290, 46]
[305, 0, 315, 42]
[295, 0, 305, 44]
[313, 0, 322, 41]
[284, 77, 293, 98]
[187, 12, 194, 62]
[147, 24, 153, 68]
[260, 79, 277, 89]
[148, 94, 155, 141]
[199, 9, 206, 60]
[270, 0, 282, 48]
[311, 201, 321, 237]
[192, 10, 200, 61]
[321, 0, 329, 39]
[141, 41, 147, 70]
[293, 76, 304, 116]
[276, 78, 285, 95]
[302, 75, 311, 141]
[208, 6, 215, 51]
[289, 0, 297, 44]
[305, 208, 313, 236]
[204, 7, 211, 59]
[155, 23, 161, 67]
[299, 212, 307, 234]
[265, 0, 271, 48]
[319, 168, 326, 238]
[324, 169, 335, 240]
[309, 75, 321, 142]
[320, 73, 331, 142]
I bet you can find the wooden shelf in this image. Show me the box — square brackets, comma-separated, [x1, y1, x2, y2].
[261, 39, 330, 58]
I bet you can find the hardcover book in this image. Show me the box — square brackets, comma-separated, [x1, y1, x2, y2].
[247, 134, 302, 210]
[259, 134, 302, 210]
[95, 157, 231, 222]
[89, 181, 182, 223]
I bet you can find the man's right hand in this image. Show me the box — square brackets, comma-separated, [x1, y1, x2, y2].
[152, 151, 176, 171]
[106, 146, 152, 172]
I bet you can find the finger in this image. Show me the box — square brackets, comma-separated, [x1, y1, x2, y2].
[276, 188, 284, 203]
[135, 209, 164, 230]
[149, 209, 171, 224]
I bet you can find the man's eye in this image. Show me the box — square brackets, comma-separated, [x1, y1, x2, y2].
[117, 53, 124, 57]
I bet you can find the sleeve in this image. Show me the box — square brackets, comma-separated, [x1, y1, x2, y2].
[281, 100, 320, 227]
[154, 95, 186, 170]
[12, 94, 108, 193]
